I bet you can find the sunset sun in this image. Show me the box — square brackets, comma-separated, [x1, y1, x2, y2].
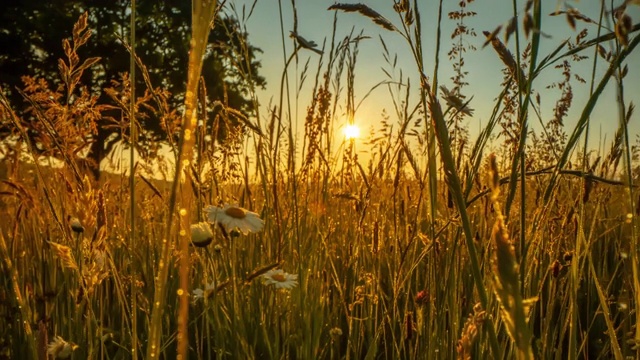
[343, 124, 360, 140]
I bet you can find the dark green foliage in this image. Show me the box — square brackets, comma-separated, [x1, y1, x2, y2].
[0, 0, 265, 178]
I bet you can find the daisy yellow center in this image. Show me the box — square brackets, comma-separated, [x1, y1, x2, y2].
[271, 273, 287, 282]
[224, 207, 246, 219]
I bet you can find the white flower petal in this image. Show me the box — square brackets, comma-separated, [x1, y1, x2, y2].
[203, 204, 264, 234]
[245, 214, 264, 232]
[192, 288, 204, 300]
[262, 269, 298, 290]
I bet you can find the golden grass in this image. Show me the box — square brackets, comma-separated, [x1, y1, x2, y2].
[1, 1, 639, 359]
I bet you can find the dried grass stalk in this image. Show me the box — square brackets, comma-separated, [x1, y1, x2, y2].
[245, 261, 283, 283]
[328, 3, 397, 32]
[48, 241, 79, 270]
[482, 31, 527, 91]
[487, 154, 535, 360]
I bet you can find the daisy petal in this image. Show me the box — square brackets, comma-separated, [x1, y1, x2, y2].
[204, 204, 264, 234]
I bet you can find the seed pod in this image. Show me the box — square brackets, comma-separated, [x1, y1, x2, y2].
[551, 260, 562, 278]
[405, 312, 413, 340]
[190, 222, 214, 248]
[68, 216, 84, 234]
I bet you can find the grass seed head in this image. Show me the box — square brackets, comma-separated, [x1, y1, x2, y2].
[48, 241, 78, 270]
[328, 3, 398, 32]
[492, 219, 518, 290]
[47, 336, 78, 359]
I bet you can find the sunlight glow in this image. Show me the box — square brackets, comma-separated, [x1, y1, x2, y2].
[343, 124, 360, 140]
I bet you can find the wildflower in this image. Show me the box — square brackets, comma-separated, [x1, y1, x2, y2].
[204, 204, 264, 234]
[47, 336, 78, 359]
[289, 31, 323, 55]
[190, 222, 214, 248]
[192, 281, 216, 303]
[440, 85, 474, 117]
[68, 215, 84, 233]
[415, 290, 429, 306]
[262, 269, 298, 290]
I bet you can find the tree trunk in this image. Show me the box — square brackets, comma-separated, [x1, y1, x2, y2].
[83, 125, 114, 181]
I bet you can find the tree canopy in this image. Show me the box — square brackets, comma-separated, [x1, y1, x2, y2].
[0, 0, 265, 178]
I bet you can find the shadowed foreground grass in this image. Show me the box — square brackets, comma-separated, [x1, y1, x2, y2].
[0, 158, 636, 359]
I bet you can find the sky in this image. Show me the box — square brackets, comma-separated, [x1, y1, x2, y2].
[223, 0, 640, 164]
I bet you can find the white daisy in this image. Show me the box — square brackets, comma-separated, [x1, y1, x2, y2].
[192, 281, 216, 303]
[262, 269, 298, 290]
[47, 336, 78, 359]
[190, 222, 214, 247]
[204, 204, 264, 234]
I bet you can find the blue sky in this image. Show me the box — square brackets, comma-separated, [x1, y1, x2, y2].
[224, 0, 640, 161]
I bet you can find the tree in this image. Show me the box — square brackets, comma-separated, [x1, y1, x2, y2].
[0, 0, 265, 179]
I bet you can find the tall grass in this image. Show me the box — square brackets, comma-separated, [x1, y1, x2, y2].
[1, 0, 639, 359]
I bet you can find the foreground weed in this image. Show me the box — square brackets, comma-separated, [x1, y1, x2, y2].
[488, 153, 536, 359]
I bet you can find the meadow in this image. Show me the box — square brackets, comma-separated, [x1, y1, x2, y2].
[1, 0, 640, 359]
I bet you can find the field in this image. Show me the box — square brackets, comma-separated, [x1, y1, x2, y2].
[1, 1, 640, 359]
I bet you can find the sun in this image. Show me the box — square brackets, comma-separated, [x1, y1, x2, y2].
[343, 124, 360, 140]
